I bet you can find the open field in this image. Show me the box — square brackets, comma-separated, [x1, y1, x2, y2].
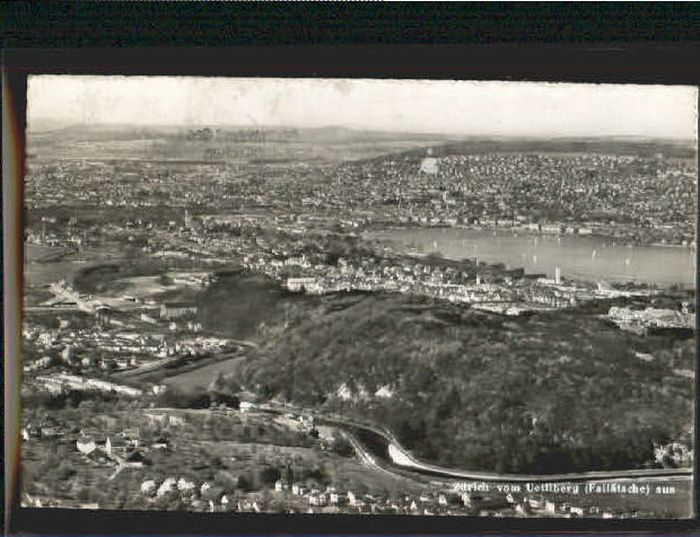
[24, 261, 82, 288]
[162, 355, 246, 390]
[98, 275, 173, 298]
[25, 243, 65, 262]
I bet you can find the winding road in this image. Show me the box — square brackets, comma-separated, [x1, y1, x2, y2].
[254, 402, 692, 484]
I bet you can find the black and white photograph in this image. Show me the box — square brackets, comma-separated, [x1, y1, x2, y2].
[17, 75, 696, 519]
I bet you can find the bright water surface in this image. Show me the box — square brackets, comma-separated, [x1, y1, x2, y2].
[372, 228, 696, 289]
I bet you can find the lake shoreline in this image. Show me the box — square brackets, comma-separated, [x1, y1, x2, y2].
[368, 227, 696, 289]
[367, 223, 696, 249]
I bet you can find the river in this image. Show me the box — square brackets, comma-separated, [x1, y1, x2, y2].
[371, 228, 696, 289]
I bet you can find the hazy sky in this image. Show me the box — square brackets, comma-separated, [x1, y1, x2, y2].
[27, 75, 698, 139]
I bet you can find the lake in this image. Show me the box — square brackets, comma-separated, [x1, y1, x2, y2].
[371, 228, 696, 289]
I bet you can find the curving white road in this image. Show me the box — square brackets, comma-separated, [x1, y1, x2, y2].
[256, 402, 693, 483]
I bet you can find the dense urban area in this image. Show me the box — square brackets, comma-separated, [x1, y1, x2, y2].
[20, 125, 696, 518]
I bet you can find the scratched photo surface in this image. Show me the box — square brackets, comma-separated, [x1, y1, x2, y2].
[19, 76, 696, 518]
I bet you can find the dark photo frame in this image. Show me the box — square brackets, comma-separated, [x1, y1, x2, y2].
[3, 3, 700, 536]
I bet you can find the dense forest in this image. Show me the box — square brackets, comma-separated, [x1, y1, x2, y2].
[238, 292, 694, 474]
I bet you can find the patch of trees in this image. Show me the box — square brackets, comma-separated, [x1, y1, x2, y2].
[23, 389, 120, 410]
[296, 234, 378, 266]
[186, 128, 214, 141]
[72, 259, 168, 293]
[155, 385, 239, 410]
[198, 273, 317, 339]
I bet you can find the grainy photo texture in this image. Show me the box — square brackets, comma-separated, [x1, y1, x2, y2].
[19, 76, 697, 518]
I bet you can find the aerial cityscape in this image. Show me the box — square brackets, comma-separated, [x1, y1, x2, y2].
[18, 77, 696, 519]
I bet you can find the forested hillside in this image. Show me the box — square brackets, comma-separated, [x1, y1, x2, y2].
[239, 293, 694, 474]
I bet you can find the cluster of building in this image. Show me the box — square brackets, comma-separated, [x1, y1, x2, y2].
[91, 208, 667, 319]
[653, 442, 694, 468]
[32, 204, 661, 323]
[24, 142, 697, 248]
[21, 416, 167, 469]
[24, 159, 237, 210]
[22, 279, 238, 397]
[24, 313, 233, 377]
[74, 429, 154, 470]
[20, 415, 68, 442]
[20, 136, 695, 521]
[137, 475, 652, 518]
[140, 476, 265, 512]
[318, 152, 696, 246]
[33, 373, 143, 397]
[608, 305, 696, 335]
[255, 255, 599, 315]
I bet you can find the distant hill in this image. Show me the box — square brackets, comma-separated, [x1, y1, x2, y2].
[25, 122, 694, 164]
[28, 122, 184, 141]
[26, 121, 695, 156]
[386, 136, 697, 160]
[24, 123, 453, 163]
[289, 126, 451, 144]
[27, 122, 450, 144]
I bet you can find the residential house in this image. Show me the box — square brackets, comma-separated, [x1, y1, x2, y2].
[274, 479, 289, 492]
[286, 277, 316, 292]
[108, 436, 130, 458]
[291, 483, 307, 496]
[119, 430, 140, 450]
[76, 436, 97, 455]
[157, 477, 178, 497]
[327, 488, 342, 505]
[570, 506, 585, 517]
[308, 490, 327, 506]
[140, 479, 157, 496]
[178, 477, 196, 495]
[22, 426, 42, 441]
[160, 302, 198, 320]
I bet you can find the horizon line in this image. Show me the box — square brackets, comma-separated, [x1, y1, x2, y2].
[26, 120, 698, 143]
